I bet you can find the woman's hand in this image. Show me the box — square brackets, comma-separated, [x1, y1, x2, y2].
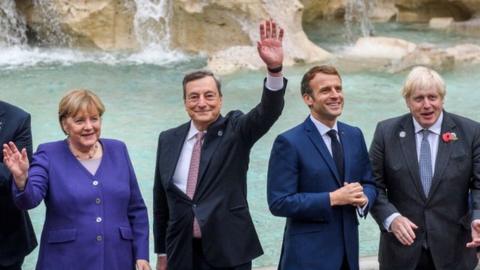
[136, 259, 151, 270]
[3, 142, 29, 190]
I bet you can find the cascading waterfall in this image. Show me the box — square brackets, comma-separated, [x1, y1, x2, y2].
[133, 0, 172, 50]
[0, 0, 184, 68]
[0, 1, 27, 46]
[345, 0, 375, 43]
[32, 0, 72, 47]
[128, 0, 186, 64]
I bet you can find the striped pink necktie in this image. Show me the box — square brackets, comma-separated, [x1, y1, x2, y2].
[186, 132, 204, 238]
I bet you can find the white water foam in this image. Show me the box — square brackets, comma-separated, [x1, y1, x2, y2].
[345, 0, 375, 43]
[0, 1, 27, 46]
[0, 0, 189, 69]
[134, 0, 172, 48]
[129, 0, 190, 65]
[0, 46, 189, 69]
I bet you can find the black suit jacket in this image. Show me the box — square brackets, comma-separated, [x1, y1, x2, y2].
[0, 101, 37, 266]
[153, 80, 286, 269]
[370, 111, 480, 270]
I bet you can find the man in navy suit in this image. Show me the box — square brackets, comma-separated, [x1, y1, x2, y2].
[0, 101, 37, 270]
[267, 65, 377, 270]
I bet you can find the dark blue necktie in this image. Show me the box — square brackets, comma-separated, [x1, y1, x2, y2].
[327, 129, 344, 182]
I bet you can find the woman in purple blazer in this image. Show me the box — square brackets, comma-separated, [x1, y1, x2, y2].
[3, 89, 150, 270]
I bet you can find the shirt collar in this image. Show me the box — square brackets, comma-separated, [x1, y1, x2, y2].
[412, 111, 443, 135]
[310, 115, 338, 136]
[187, 121, 204, 141]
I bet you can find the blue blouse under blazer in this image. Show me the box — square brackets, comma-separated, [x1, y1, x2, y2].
[13, 139, 149, 270]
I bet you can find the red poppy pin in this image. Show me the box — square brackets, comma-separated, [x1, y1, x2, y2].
[442, 132, 458, 143]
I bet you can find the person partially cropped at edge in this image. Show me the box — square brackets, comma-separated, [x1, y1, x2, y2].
[153, 20, 286, 270]
[0, 101, 37, 270]
[3, 89, 150, 270]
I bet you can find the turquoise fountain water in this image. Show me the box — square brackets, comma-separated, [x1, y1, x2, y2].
[1, 3, 480, 268]
[2, 61, 479, 269]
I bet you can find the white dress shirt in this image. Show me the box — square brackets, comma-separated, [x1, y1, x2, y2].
[383, 112, 443, 230]
[309, 115, 338, 156]
[172, 122, 203, 193]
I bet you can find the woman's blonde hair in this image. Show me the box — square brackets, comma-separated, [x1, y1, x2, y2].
[58, 89, 105, 134]
[402, 66, 446, 99]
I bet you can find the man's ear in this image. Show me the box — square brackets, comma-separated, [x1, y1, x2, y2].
[303, 94, 313, 107]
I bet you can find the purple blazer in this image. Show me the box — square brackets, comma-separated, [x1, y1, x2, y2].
[13, 139, 149, 270]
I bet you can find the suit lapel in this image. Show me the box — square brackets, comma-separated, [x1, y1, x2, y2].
[428, 112, 456, 200]
[304, 118, 342, 186]
[195, 116, 225, 198]
[338, 123, 350, 183]
[164, 122, 191, 200]
[0, 104, 7, 146]
[398, 116, 427, 201]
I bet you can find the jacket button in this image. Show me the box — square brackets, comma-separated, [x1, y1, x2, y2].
[92, 180, 99, 186]
[96, 235, 102, 241]
[96, 217, 102, 223]
[95, 198, 101, 204]
[192, 204, 197, 208]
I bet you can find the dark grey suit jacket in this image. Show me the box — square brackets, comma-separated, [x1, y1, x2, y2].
[0, 101, 37, 266]
[370, 111, 480, 270]
[153, 80, 286, 269]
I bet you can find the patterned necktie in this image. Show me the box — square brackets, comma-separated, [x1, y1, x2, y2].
[186, 132, 204, 238]
[327, 129, 344, 182]
[419, 129, 433, 196]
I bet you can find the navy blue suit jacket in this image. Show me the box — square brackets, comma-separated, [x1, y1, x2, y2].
[267, 117, 377, 270]
[0, 101, 37, 266]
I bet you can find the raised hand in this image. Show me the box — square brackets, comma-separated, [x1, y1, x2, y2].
[257, 19, 284, 71]
[3, 141, 29, 189]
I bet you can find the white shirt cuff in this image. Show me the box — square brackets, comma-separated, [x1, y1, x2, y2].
[356, 199, 369, 217]
[265, 73, 284, 91]
[384, 212, 401, 231]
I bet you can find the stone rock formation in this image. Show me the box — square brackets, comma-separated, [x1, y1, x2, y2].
[391, 0, 480, 39]
[15, 0, 332, 74]
[446, 43, 480, 65]
[16, 0, 138, 50]
[451, 18, 480, 36]
[394, 0, 472, 22]
[338, 36, 480, 73]
[369, 0, 397, 22]
[429, 17, 454, 29]
[390, 44, 455, 72]
[11, 0, 480, 74]
[300, 0, 345, 21]
[344, 36, 416, 59]
[300, 0, 397, 23]
[204, 0, 331, 73]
